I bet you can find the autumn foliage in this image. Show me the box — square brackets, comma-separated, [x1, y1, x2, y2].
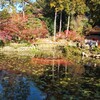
[0, 13, 48, 43]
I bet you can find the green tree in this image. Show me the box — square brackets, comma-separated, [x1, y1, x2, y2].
[64, 0, 87, 35]
[0, 9, 10, 20]
[86, 0, 100, 25]
[50, 0, 64, 41]
[0, 0, 6, 9]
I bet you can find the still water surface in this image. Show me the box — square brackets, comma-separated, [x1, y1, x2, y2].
[0, 54, 100, 100]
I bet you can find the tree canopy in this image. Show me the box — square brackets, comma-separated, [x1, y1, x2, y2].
[0, 0, 100, 43]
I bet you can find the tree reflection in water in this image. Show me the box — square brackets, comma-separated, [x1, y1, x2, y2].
[0, 70, 46, 100]
[0, 71, 29, 100]
[0, 53, 100, 100]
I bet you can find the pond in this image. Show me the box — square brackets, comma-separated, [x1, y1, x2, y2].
[0, 53, 100, 100]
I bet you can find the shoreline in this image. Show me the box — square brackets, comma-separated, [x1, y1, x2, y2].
[0, 42, 100, 58]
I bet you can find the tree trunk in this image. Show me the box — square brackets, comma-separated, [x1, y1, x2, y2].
[22, 0, 25, 19]
[22, 11, 25, 19]
[54, 11, 57, 41]
[66, 15, 70, 37]
[59, 11, 62, 33]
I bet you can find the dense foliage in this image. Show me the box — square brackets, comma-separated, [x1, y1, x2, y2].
[0, 12, 48, 43]
[0, 0, 100, 43]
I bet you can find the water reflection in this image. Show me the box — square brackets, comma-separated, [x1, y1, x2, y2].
[0, 70, 46, 100]
[0, 53, 100, 100]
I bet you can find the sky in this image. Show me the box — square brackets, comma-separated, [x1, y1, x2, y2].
[17, 0, 36, 12]
[0, 0, 36, 12]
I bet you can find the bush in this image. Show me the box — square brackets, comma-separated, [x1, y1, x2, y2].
[64, 46, 81, 58]
[0, 31, 12, 43]
[0, 40, 5, 47]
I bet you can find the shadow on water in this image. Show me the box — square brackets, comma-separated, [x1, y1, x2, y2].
[0, 51, 100, 100]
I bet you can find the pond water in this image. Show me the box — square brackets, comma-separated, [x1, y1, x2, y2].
[0, 53, 100, 100]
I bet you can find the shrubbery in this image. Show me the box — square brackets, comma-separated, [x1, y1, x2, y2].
[0, 12, 48, 44]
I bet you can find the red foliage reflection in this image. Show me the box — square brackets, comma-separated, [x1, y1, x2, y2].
[31, 58, 72, 66]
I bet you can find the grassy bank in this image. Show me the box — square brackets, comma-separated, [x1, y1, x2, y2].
[0, 39, 100, 59]
[0, 42, 63, 58]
